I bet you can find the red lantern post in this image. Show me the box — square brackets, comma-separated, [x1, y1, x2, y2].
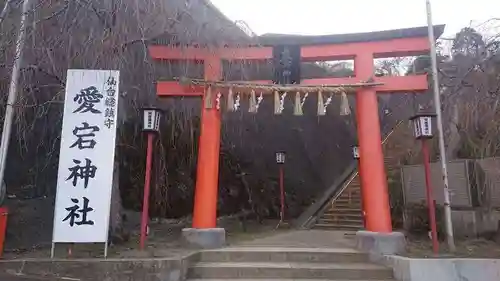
[275, 152, 286, 224]
[140, 107, 162, 250]
[410, 112, 439, 254]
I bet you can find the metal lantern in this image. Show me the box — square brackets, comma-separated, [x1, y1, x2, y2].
[352, 145, 360, 160]
[275, 151, 286, 165]
[142, 107, 162, 133]
[410, 112, 436, 140]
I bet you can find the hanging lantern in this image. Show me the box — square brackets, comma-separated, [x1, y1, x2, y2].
[141, 107, 162, 133]
[275, 151, 286, 165]
[410, 112, 436, 140]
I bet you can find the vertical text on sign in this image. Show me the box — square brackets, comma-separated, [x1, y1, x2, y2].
[52, 70, 120, 243]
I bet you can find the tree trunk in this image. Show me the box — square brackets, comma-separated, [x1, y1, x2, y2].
[108, 159, 127, 244]
[446, 103, 460, 159]
[0, 0, 12, 27]
[108, 84, 127, 244]
[495, 220, 500, 244]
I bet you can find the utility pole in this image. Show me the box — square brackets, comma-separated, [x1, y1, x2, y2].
[0, 0, 31, 198]
[425, 0, 456, 252]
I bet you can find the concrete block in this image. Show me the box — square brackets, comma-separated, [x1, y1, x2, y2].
[182, 228, 226, 249]
[188, 262, 393, 280]
[355, 230, 406, 260]
[0, 258, 190, 281]
[387, 256, 500, 281]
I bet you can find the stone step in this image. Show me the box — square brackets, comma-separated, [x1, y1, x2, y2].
[188, 278, 394, 281]
[335, 197, 362, 203]
[317, 218, 363, 226]
[334, 195, 361, 199]
[342, 186, 360, 190]
[332, 201, 362, 206]
[188, 262, 393, 280]
[337, 191, 361, 196]
[194, 248, 369, 263]
[324, 209, 361, 215]
[339, 190, 361, 195]
[338, 192, 361, 197]
[337, 196, 361, 201]
[335, 195, 361, 200]
[314, 223, 364, 230]
[322, 212, 363, 219]
[331, 204, 362, 209]
[333, 198, 362, 203]
[334, 201, 361, 206]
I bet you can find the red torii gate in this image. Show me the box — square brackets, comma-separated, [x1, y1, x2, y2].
[149, 25, 444, 237]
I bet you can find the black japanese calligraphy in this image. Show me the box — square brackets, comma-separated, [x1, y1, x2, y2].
[106, 88, 116, 97]
[104, 118, 114, 129]
[73, 86, 103, 114]
[63, 197, 95, 226]
[105, 97, 116, 107]
[104, 108, 115, 118]
[70, 122, 100, 149]
[106, 76, 117, 86]
[103, 75, 117, 129]
[66, 158, 97, 188]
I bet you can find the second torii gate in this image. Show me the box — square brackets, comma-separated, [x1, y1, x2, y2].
[149, 25, 444, 247]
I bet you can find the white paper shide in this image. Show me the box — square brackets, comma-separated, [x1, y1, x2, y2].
[52, 69, 120, 243]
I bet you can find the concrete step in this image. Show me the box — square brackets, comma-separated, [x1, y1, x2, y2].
[314, 223, 364, 230]
[336, 192, 361, 197]
[188, 278, 394, 281]
[341, 186, 360, 190]
[332, 199, 361, 203]
[324, 209, 362, 215]
[346, 181, 360, 186]
[195, 247, 369, 263]
[317, 218, 363, 226]
[188, 262, 393, 280]
[336, 196, 361, 201]
[332, 202, 362, 207]
[332, 199, 362, 204]
[338, 191, 361, 196]
[322, 213, 363, 219]
[337, 193, 361, 197]
[334, 196, 361, 201]
[331, 204, 362, 209]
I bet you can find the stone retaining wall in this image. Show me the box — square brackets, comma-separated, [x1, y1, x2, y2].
[385, 256, 500, 281]
[0, 254, 196, 281]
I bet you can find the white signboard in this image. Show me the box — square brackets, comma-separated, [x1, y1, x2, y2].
[52, 69, 120, 243]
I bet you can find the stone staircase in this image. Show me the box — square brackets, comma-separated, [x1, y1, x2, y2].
[314, 176, 363, 230]
[187, 247, 394, 280]
[311, 120, 409, 230]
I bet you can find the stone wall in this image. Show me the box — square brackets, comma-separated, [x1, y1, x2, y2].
[386, 256, 500, 281]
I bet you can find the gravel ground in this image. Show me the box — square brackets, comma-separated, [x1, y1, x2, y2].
[406, 237, 500, 258]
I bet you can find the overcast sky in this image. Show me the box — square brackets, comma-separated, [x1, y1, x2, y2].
[210, 0, 500, 38]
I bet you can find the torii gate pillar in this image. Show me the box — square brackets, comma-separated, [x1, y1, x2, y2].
[180, 56, 227, 248]
[192, 57, 222, 229]
[355, 53, 392, 233]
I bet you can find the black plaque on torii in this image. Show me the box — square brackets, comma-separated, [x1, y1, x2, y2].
[272, 45, 301, 85]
